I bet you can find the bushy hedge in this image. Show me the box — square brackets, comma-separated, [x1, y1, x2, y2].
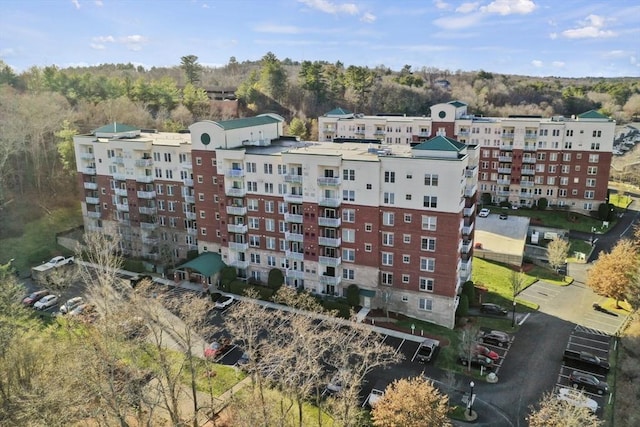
[346, 284, 360, 307]
[123, 259, 145, 273]
[318, 299, 351, 318]
[229, 280, 276, 300]
[456, 294, 469, 317]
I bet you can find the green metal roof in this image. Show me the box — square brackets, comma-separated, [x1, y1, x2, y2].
[448, 101, 467, 108]
[177, 252, 225, 277]
[93, 123, 139, 134]
[577, 110, 608, 119]
[325, 107, 353, 116]
[412, 135, 466, 152]
[216, 114, 282, 131]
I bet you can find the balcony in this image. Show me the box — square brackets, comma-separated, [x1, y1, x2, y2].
[226, 205, 247, 216]
[139, 206, 157, 215]
[465, 166, 478, 179]
[374, 129, 385, 135]
[187, 244, 199, 251]
[135, 158, 153, 167]
[142, 236, 159, 245]
[522, 157, 536, 164]
[463, 204, 476, 217]
[464, 185, 477, 198]
[284, 174, 303, 184]
[496, 179, 511, 185]
[143, 253, 160, 261]
[83, 182, 98, 190]
[317, 177, 341, 186]
[183, 194, 195, 204]
[113, 173, 127, 181]
[500, 145, 514, 151]
[354, 129, 365, 135]
[183, 178, 194, 187]
[521, 169, 535, 175]
[320, 275, 342, 286]
[501, 132, 515, 139]
[85, 196, 100, 205]
[187, 228, 198, 236]
[140, 222, 157, 230]
[523, 144, 537, 151]
[114, 188, 128, 196]
[116, 203, 129, 212]
[227, 223, 248, 234]
[520, 192, 534, 199]
[285, 250, 304, 261]
[497, 168, 512, 174]
[322, 127, 336, 133]
[83, 167, 97, 175]
[498, 156, 513, 162]
[136, 175, 154, 184]
[86, 211, 101, 219]
[112, 157, 124, 165]
[185, 211, 196, 220]
[226, 187, 247, 197]
[79, 152, 95, 160]
[318, 236, 341, 247]
[520, 180, 535, 187]
[286, 269, 305, 279]
[137, 190, 156, 199]
[457, 130, 470, 137]
[284, 213, 303, 223]
[181, 161, 193, 169]
[460, 258, 472, 274]
[418, 131, 430, 137]
[496, 190, 510, 197]
[229, 259, 249, 269]
[524, 133, 537, 141]
[118, 218, 131, 226]
[285, 231, 304, 242]
[318, 217, 341, 228]
[229, 242, 249, 251]
[462, 222, 474, 236]
[461, 240, 472, 254]
[318, 256, 341, 267]
[284, 193, 303, 203]
[319, 198, 341, 208]
[225, 169, 245, 178]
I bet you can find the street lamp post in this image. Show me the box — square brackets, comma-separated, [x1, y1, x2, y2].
[512, 300, 517, 327]
[468, 381, 475, 416]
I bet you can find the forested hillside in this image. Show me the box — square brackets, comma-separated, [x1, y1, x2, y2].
[1, 53, 639, 237]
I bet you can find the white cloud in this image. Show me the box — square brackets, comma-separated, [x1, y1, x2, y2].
[456, 2, 479, 13]
[90, 43, 105, 50]
[94, 0, 103, 6]
[121, 35, 147, 43]
[549, 32, 557, 40]
[433, 0, 449, 10]
[361, 12, 376, 23]
[480, 0, 536, 16]
[90, 34, 148, 51]
[71, 0, 80, 9]
[552, 61, 565, 67]
[531, 60, 543, 67]
[433, 13, 482, 30]
[298, 0, 358, 15]
[630, 56, 637, 65]
[202, 3, 209, 8]
[0, 47, 15, 57]
[92, 35, 115, 43]
[254, 24, 302, 34]
[562, 14, 616, 39]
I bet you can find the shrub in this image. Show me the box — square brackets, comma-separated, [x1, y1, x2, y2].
[456, 294, 469, 317]
[267, 268, 284, 290]
[481, 192, 492, 206]
[186, 249, 199, 260]
[462, 281, 476, 305]
[320, 299, 351, 318]
[123, 259, 145, 273]
[597, 202, 613, 221]
[537, 197, 548, 210]
[346, 284, 360, 307]
[220, 266, 237, 291]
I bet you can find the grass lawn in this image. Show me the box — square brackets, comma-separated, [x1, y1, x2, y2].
[492, 207, 613, 233]
[0, 205, 82, 276]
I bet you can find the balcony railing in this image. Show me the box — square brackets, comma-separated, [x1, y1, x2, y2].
[457, 130, 470, 137]
[284, 213, 303, 223]
[140, 222, 157, 230]
[229, 259, 249, 269]
[460, 259, 472, 274]
[187, 228, 198, 236]
[227, 224, 248, 234]
[284, 174, 303, 184]
[496, 190, 510, 197]
[524, 133, 537, 141]
[497, 168, 512, 174]
[79, 152, 95, 160]
[181, 161, 192, 169]
[520, 181, 535, 187]
[521, 169, 535, 175]
[114, 188, 127, 196]
[83, 167, 97, 175]
[83, 182, 98, 190]
[143, 253, 160, 261]
[139, 206, 157, 215]
[85, 196, 100, 205]
[142, 236, 159, 245]
[461, 240, 472, 254]
[183, 178, 194, 187]
[464, 185, 477, 198]
[322, 127, 336, 133]
[112, 157, 124, 165]
[226, 187, 247, 197]
[225, 169, 245, 178]
[465, 166, 478, 179]
[523, 145, 537, 151]
[286, 269, 305, 279]
[113, 173, 127, 181]
[501, 132, 515, 139]
[118, 218, 131, 226]
[318, 217, 341, 227]
[226, 206, 247, 216]
[285, 231, 304, 242]
[463, 204, 476, 217]
[317, 177, 341, 186]
[185, 211, 196, 220]
[134, 158, 153, 167]
[522, 157, 536, 164]
[354, 129, 365, 135]
[498, 156, 513, 162]
[320, 275, 342, 286]
[229, 242, 249, 251]
[136, 175, 154, 183]
[500, 145, 514, 151]
[86, 211, 101, 219]
[285, 250, 304, 261]
[520, 192, 534, 199]
[116, 203, 129, 212]
[183, 194, 195, 204]
[284, 193, 303, 203]
[318, 256, 341, 267]
[318, 236, 341, 247]
[496, 179, 511, 185]
[462, 222, 474, 236]
[137, 190, 156, 199]
[318, 198, 341, 208]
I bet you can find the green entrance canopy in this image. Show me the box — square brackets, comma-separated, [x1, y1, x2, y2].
[176, 252, 225, 277]
[359, 289, 376, 297]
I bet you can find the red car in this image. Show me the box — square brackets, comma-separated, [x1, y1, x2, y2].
[475, 345, 499, 362]
[204, 338, 232, 359]
[23, 290, 50, 306]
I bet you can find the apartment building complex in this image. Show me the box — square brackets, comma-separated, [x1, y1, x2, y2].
[319, 101, 615, 213]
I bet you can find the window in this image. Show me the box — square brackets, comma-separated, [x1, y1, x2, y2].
[167, 185, 175, 196]
[342, 248, 355, 262]
[195, 157, 202, 165]
[418, 298, 433, 311]
[265, 218, 275, 232]
[277, 183, 287, 194]
[382, 232, 394, 246]
[249, 217, 259, 229]
[249, 235, 260, 247]
[198, 193, 205, 201]
[246, 162, 256, 173]
[589, 154, 599, 163]
[587, 166, 597, 175]
[247, 199, 258, 211]
[421, 215, 437, 231]
[264, 200, 274, 213]
[266, 236, 276, 250]
[246, 182, 257, 192]
[421, 237, 436, 251]
[561, 165, 570, 174]
[342, 229, 355, 243]
[381, 272, 393, 286]
[267, 255, 276, 267]
[403, 234, 411, 244]
[164, 152, 172, 162]
[424, 174, 439, 186]
[364, 243, 372, 252]
[423, 196, 437, 208]
[419, 277, 434, 292]
[279, 221, 286, 233]
[156, 184, 164, 195]
[200, 227, 207, 235]
[366, 184, 372, 190]
[402, 255, 410, 264]
[404, 214, 412, 223]
[168, 201, 176, 212]
[381, 252, 393, 266]
[382, 212, 394, 226]
[560, 177, 569, 185]
[264, 183, 273, 193]
[547, 177, 555, 185]
[342, 190, 355, 201]
[548, 165, 557, 173]
[278, 202, 287, 214]
[342, 209, 355, 222]
[383, 192, 395, 204]
[420, 257, 435, 272]
[563, 153, 571, 162]
[405, 194, 412, 201]
[199, 210, 205, 218]
[384, 171, 395, 183]
[342, 269, 355, 280]
[277, 164, 287, 175]
[585, 190, 595, 199]
[402, 274, 410, 284]
[591, 142, 601, 150]
[250, 253, 261, 264]
[365, 223, 373, 232]
[264, 163, 273, 174]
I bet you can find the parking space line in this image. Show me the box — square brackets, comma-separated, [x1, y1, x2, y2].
[394, 339, 405, 356]
[568, 337, 611, 352]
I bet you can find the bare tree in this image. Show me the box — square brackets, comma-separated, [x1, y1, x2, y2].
[510, 269, 526, 300]
[547, 237, 570, 274]
[528, 391, 601, 427]
[458, 325, 480, 372]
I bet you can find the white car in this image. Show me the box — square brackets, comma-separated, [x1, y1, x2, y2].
[215, 294, 235, 310]
[34, 294, 58, 310]
[557, 387, 598, 413]
[478, 208, 490, 217]
[366, 387, 385, 407]
[60, 297, 84, 314]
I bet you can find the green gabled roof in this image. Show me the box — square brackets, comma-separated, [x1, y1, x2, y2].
[578, 110, 608, 119]
[93, 123, 139, 134]
[412, 135, 466, 152]
[177, 252, 225, 277]
[448, 101, 467, 108]
[216, 114, 282, 131]
[325, 107, 352, 116]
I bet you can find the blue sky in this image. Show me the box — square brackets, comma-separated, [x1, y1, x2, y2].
[1, 0, 639, 77]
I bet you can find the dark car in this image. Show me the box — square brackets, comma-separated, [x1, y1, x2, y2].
[415, 338, 439, 363]
[22, 290, 50, 306]
[478, 330, 511, 347]
[480, 303, 508, 316]
[458, 354, 495, 370]
[569, 371, 609, 395]
[499, 213, 508, 220]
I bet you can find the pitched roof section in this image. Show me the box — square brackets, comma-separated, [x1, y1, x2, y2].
[177, 252, 226, 277]
[325, 107, 353, 116]
[448, 101, 467, 108]
[578, 110, 608, 119]
[93, 123, 139, 134]
[216, 114, 283, 131]
[412, 135, 466, 152]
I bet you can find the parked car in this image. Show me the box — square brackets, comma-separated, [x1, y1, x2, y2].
[569, 371, 609, 395]
[68, 303, 97, 320]
[326, 370, 347, 394]
[480, 303, 508, 316]
[204, 338, 232, 359]
[475, 345, 499, 362]
[60, 296, 84, 314]
[23, 290, 50, 306]
[478, 330, 512, 347]
[34, 294, 58, 310]
[499, 213, 508, 220]
[557, 387, 599, 413]
[366, 387, 385, 407]
[237, 352, 250, 367]
[458, 354, 495, 370]
[214, 294, 235, 310]
[415, 338, 439, 363]
[478, 208, 490, 217]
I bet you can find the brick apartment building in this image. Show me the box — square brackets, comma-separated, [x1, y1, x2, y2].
[319, 101, 615, 213]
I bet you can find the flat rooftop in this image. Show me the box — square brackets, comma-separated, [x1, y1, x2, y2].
[475, 213, 530, 257]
